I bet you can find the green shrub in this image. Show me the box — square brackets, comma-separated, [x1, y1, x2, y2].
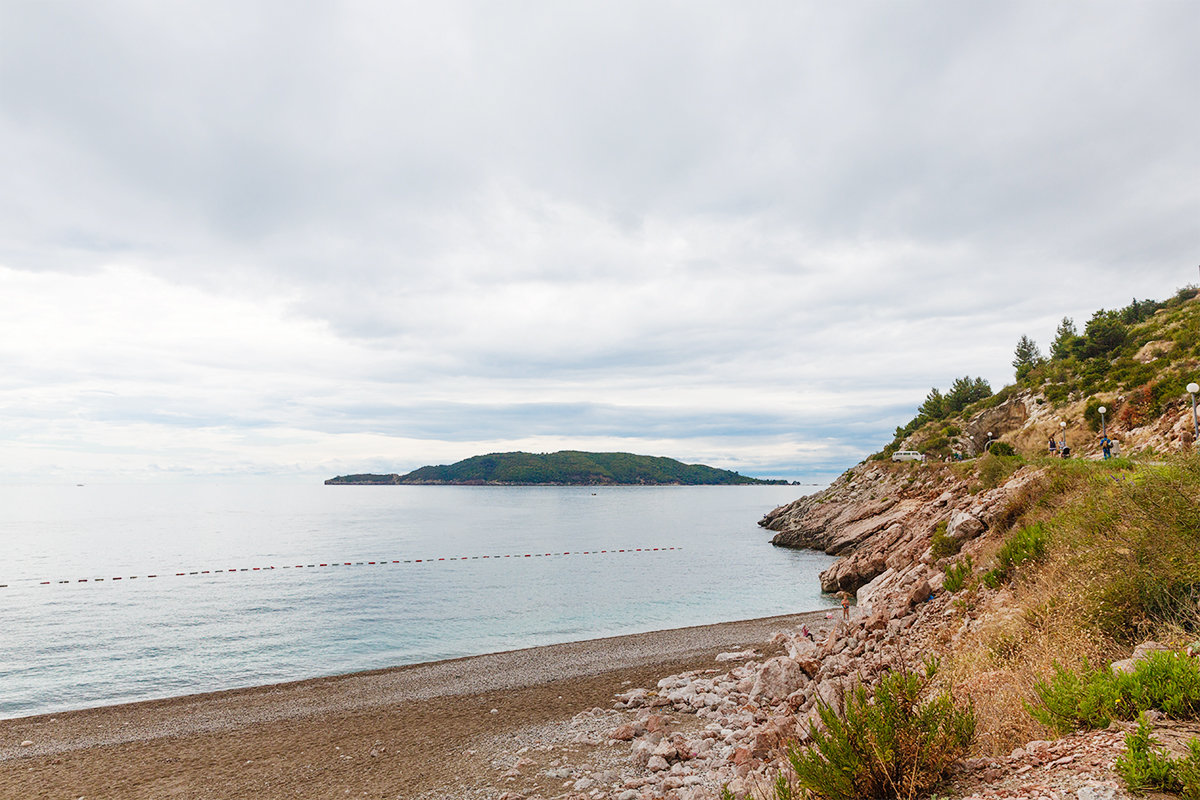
[1082, 456, 1200, 641]
[930, 520, 961, 559]
[943, 557, 973, 593]
[996, 522, 1047, 574]
[978, 452, 1022, 490]
[989, 442, 1016, 457]
[982, 523, 1048, 589]
[782, 665, 975, 800]
[1115, 716, 1200, 799]
[1028, 650, 1200, 735]
[1084, 398, 1106, 432]
[1044, 383, 1070, 405]
[1117, 717, 1185, 795]
[1027, 659, 1120, 734]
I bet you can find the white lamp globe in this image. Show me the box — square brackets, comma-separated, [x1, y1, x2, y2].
[1098, 406, 1106, 415]
[1188, 383, 1199, 394]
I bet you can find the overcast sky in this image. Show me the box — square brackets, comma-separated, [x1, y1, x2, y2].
[2, 1, 1198, 484]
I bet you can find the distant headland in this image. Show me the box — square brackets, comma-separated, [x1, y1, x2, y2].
[324, 450, 792, 486]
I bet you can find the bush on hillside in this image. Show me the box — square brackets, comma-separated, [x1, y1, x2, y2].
[930, 520, 960, 559]
[977, 452, 1022, 490]
[989, 442, 1016, 457]
[1028, 650, 1200, 735]
[1079, 457, 1200, 641]
[981, 523, 1047, 589]
[1115, 717, 1199, 797]
[943, 556, 973, 594]
[780, 664, 975, 800]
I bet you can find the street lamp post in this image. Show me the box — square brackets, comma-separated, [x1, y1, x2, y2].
[1098, 406, 1107, 438]
[1188, 383, 1199, 443]
[1060, 421, 1067, 456]
[986, 431, 993, 452]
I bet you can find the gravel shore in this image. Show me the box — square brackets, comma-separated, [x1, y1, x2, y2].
[0, 610, 832, 799]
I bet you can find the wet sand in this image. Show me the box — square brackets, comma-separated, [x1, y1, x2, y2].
[0, 610, 832, 799]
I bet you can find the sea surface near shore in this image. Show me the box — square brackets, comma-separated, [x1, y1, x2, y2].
[1, 482, 835, 718]
[0, 611, 835, 799]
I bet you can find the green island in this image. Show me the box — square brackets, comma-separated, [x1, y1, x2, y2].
[325, 450, 791, 486]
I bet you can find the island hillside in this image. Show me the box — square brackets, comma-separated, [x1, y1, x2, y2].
[325, 450, 790, 486]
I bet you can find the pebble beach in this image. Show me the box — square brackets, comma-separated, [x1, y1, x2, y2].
[0, 611, 832, 799]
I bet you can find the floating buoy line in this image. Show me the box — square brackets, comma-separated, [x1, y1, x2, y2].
[0, 546, 683, 588]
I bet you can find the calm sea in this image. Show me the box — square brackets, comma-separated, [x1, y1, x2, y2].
[0, 483, 835, 719]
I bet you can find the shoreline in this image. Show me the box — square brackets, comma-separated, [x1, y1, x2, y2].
[0, 610, 835, 798]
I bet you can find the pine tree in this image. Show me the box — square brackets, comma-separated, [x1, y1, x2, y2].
[1050, 317, 1078, 360]
[919, 388, 946, 420]
[1013, 335, 1043, 379]
[946, 376, 992, 413]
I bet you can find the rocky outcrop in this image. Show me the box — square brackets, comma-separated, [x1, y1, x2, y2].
[763, 458, 1045, 596]
[594, 565, 978, 799]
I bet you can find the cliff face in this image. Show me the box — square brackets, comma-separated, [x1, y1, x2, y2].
[762, 460, 1043, 597]
[766, 385, 1198, 599]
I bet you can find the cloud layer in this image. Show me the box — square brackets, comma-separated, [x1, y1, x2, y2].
[2, 2, 1198, 482]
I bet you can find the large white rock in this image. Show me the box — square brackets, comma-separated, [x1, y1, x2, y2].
[749, 657, 808, 704]
[947, 510, 985, 541]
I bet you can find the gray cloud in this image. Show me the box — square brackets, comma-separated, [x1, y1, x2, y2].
[1, 1, 1197, 481]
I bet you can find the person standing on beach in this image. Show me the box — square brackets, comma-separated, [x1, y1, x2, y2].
[838, 591, 851, 620]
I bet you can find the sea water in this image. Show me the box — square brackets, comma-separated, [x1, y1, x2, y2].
[0, 483, 836, 719]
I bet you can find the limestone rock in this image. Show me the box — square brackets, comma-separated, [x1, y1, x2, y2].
[750, 657, 808, 704]
[1111, 640, 1171, 674]
[947, 510, 985, 541]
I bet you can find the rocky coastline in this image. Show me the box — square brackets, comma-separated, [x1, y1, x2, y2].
[473, 385, 1200, 800]
[10, 386, 1194, 799]
[453, 455, 1139, 800]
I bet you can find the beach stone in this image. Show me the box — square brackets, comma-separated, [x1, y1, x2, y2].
[815, 679, 844, 714]
[631, 739, 655, 767]
[652, 740, 678, 760]
[749, 657, 807, 704]
[617, 791, 639, 800]
[906, 579, 932, 608]
[20, 740, 32, 747]
[573, 777, 596, 791]
[1077, 787, 1120, 800]
[610, 722, 642, 741]
[646, 755, 670, 772]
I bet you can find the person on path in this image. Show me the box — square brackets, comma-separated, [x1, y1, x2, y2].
[1048, 435, 1057, 453]
[1101, 437, 1112, 459]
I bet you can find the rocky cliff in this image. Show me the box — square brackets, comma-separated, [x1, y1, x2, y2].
[763, 385, 1196, 599]
[762, 459, 1042, 600]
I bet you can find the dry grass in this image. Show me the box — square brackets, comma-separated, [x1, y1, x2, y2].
[933, 456, 1189, 755]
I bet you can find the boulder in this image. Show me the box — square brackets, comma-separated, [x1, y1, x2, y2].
[906, 579, 932, 608]
[610, 722, 643, 741]
[749, 657, 809, 704]
[947, 510, 985, 541]
[1111, 640, 1171, 674]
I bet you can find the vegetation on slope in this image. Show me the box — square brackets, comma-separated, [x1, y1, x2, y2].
[877, 286, 1200, 460]
[327, 451, 787, 485]
[936, 452, 1200, 755]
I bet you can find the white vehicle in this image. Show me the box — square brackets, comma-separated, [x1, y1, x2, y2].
[891, 450, 925, 462]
